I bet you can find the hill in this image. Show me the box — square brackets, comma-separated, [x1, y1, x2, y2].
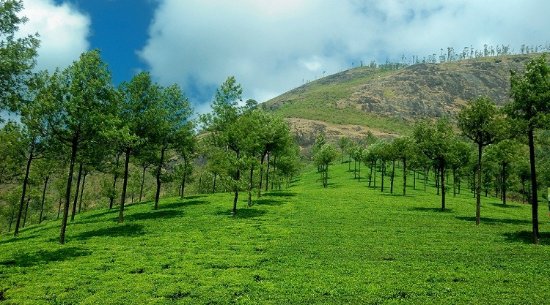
[1, 163, 550, 304]
[263, 54, 540, 142]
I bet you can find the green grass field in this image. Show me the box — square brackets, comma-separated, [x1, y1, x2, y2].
[1, 163, 550, 304]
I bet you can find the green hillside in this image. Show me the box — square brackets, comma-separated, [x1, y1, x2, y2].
[1, 163, 549, 304]
[263, 54, 541, 139]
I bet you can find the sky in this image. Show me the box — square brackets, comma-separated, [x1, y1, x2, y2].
[18, 0, 550, 114]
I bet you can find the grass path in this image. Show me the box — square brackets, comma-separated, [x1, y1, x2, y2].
[1, 163, 549, 304]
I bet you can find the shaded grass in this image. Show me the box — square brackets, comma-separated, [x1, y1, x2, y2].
[1, 165, 549, 304]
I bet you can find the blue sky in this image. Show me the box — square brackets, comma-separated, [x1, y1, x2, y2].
[20, 0, 550, 114]
[54, 0, 156, 85]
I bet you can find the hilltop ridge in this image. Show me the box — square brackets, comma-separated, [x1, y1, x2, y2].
[263, 53, 541, 141]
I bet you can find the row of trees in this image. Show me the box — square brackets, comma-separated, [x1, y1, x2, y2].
[200, 77, 300, 215]
[318, 54, 550, 244]
[2, 50, 196, 244]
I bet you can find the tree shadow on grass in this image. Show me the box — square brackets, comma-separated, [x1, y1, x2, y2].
[82, 209, 119, 219]
[263, 192, 296, 198]
[455, 216, 530, 225]
[126, 209, 184, 221]
[159, 200, 208, 210]
[0, 234, 39, 245]
[410, 207, 453, 213]
[74, 223, 145, 240]
[183, 195, 206, 200]
[489, 202, 521, 209]
[215, 208, 267, 219]
[0, 247, 90, 267]
[503, 231, 550, 245]
[254, 199, 285, 206]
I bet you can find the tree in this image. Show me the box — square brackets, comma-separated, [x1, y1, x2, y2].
[201, 76, 245, 215]
[458, 96, 502, 225]
[0, 0, 39, 111]
[149, 84, 193, 210]
[507, 54, 550, 244]
[413, 120, 456, 210]
[115, 72, 159, 222]
[43, 50, 116, 244]
[313, 143, 338, 188]
[337, 136, 352, 164]
[13, 71, 58, 236]
[391, 137, 416, 196]
[484, 140, 524, 205]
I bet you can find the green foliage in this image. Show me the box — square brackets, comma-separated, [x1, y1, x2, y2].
[458, 96, 503, 147]
[507, 53, 550, 129]
[506, 53, 550, 243]
[0, 122, 25, 183]
[0, 0, 39, 110]
[313, 143, 338, 188]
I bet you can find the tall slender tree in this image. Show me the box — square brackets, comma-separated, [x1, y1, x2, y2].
[115, 72, 159, 222]
[43, 50, 116, 244]
[413, 120, 456, 210]
[149, 84, 193, 210]
[507, 54, 550, 244]
[458, 96, 502, 225]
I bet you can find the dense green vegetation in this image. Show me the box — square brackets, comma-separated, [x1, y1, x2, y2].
[1, 2, 550, 303]
[1, 162, 550, 304]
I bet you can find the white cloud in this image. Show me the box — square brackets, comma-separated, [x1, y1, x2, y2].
[19, 0, 90, 71]
[139, 0, 550, 108]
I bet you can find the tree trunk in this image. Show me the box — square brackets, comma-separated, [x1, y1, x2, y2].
[248, 166, 254, 206]
[380, 161, 385, 192]
[453, 169, 457, 197]
[232, 152, 241, 215]
[39, 175, 49, 224]
[390, 160, 395, 194]
[14, 144, 34, 237]
[403, 159, 407, 196]
[60, 136, 79, 244]
[109, 152, 121, 209]
[413, 169, 416, 190]
[502, 163, 507, 205]
[441, 164, 446, 210]
[265, 153, 270, 192]
[369, 161, 374, 187]
[22, 196, 31, 228]
[180, 161, 188, 199]
[154, 146, 166, 210]
[232, 190, 239, 216]
[326, 164, 329, 187]
[139, 164, 147, 202]
[435, 167, 440, 195]
[118, 147, 131, 223]
[78, 172, 87, 213]
[373, 161, 377, 187]
[354, 159, 357, 179]
[358, 159, 361, 181]
[71, 162, 83, 221]
[476, 144, 482, 225]
[528, 127, 539, 244]
[258, 151, 267, 197]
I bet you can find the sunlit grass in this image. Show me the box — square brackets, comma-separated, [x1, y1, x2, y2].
[1, 162, 549, 304]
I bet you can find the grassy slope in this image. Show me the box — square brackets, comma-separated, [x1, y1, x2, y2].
[1, 163, 550, 304]
[265, 67, 412, 135]
[264, 54, 540, 136]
